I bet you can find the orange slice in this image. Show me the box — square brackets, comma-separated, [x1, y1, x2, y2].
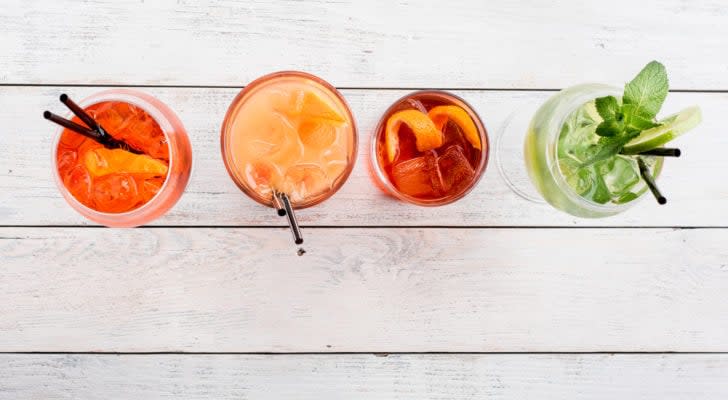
[84, 148, 168, 178]
[299, 91, 346, 123]
[385, 109, 443, 163]
[427, 105, 481, 150]
[274, 89, 346, 124]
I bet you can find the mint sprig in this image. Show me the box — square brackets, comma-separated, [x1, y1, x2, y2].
[582, 61, 669, 166]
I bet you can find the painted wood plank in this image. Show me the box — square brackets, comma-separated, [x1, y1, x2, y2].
[1, 354, 727, 399]
[2, 1, 727, 89]
[1, 227, 727, 352]
[1, 87, 723, 226]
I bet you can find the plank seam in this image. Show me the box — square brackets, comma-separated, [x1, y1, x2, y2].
[0, 225, 726, 229]
[2, 83, 728, 93]
[1, 351, 727, 355]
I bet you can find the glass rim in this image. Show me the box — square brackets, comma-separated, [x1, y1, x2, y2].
[51, 89, 190, 223]
[219, 70, 359, 210]
[369, 90, 490, 207]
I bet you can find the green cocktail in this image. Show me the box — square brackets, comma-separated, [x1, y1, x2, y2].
[525, 84, 662, 217]
[522, 62, 701, 218]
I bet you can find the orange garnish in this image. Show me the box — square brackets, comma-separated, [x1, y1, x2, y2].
[84, 148, 168, 178]
[299, 91, 346, 122]
[427, 105, 481, 150]
[276, 90, 346, 123]
[385, 109, 442, 163]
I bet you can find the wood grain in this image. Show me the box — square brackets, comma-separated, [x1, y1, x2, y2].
[1, 227, 727, 352]
[2, 1, 728, 89]
[2, 354, 727, 399]
[1, 87, 724, 227]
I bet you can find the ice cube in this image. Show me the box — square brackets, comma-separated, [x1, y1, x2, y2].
[57, 149, 78, 174]
[404, 98, 428, 113]
[390, 150, 439, 197]
[441, 120, 464, 145]
[602, 156, 640, 197]
[138, 176, 165, 204]
[234, 111, 303, 165]
[436, 145, 475, 194]
[63, 164, 92, 199]
[270, 89, 304, 117]
[244, 160, 282, 199]
[92, 173, 140, 213]
[298, 119, 338, 149]
[560, 158, 596, 196]
[440, 121, 475, 162]
[281, 164, 330, 203]
[557, 102, 600, 162]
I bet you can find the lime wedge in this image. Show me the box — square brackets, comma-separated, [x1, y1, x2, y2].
[621, 106, 702, 154]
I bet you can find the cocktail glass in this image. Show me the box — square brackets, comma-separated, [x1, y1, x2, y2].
[496, 84, 662, 218]
[220, 71, 357, 248]
[370, 91, 488, 206]
[51, 89, 193, 227]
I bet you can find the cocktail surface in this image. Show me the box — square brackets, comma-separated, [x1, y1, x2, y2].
[375, 94, 484, 202]
[226, 77, 355, 205]
[56, 101, 170, 213]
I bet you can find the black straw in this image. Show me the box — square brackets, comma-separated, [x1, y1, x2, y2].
[45, 94, 144, 154]
[44, 111, 102, 140]
[60, 93, 101, 132]
[637, 157, 667, 205]
[633, 148, 681, 157]
[278, 192, 304, 246]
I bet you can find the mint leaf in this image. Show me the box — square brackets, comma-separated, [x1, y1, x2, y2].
[572, 61, 671, 169]
[595, 96, 620, 120]
[594, 96, 623, 137]
[622, 104, 659, 132]
[595, 119, 623, 137]
[581, 132, 639, 167]
[623, 61, 668, 120]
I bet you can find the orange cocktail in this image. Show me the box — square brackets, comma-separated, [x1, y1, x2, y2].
[51, 90, 192, 227]
[221, 71, 357, 211]
[371, 91, 488, 206]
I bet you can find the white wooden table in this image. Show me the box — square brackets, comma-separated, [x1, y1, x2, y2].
[1, 1, 728, 398]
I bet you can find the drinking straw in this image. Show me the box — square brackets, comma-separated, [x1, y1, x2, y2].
[45, 94, 143, 154]
[637, 157, 667, 205]
[59, 94, 101, 132]
[278, 192, 304, 246]
[43, 111, 102, 140]
[271, 189, 287, 216]
[636, 148, 681, 157]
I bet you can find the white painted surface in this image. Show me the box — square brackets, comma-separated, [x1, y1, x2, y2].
[1, 1, 727, 89]
[2, 354, 727, 400]
[1, 227, 727, 352]
[2, 0, 727, 398]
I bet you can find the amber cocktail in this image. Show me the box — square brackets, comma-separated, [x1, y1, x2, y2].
[371, 91, 488, 206]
